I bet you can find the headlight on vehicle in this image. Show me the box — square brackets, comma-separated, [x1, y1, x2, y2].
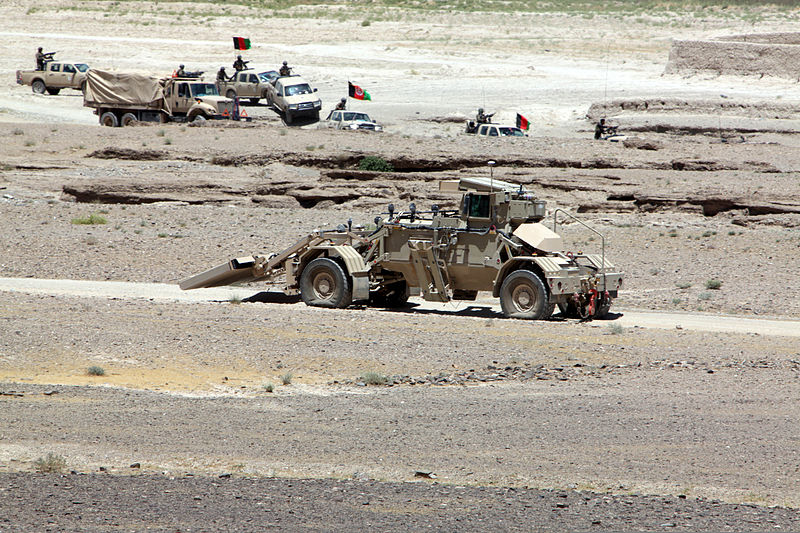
[348, 124, 359, 130]
[375, 125, 383, 132]
[288, 104, 299, 110]
[314, 100, 321, 108]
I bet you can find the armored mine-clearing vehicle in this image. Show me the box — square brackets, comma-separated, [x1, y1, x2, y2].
[181, 174, 623, 320]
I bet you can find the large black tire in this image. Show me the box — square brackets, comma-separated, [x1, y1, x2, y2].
[300, 258, 352, 309]
[266, 92, 273, 107]
[499, 270, 553, 320]
[100, 111, 119, 127]
[370, 280, 410, 308]
[226, 89, 237, 99]
[46, 87, 61, 95]
[120, 112, 138, 126]
[285, 110, 293, 124]
[249, 98, 260, 105]
[312, 110, 320, 121]
[32, 80, 46, 94]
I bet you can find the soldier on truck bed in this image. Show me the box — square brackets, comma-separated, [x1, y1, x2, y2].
[35, 47, 55, 71]
[279, 61, 292, 76]
[176, 64, 186, 77]
[233, 55, 248, 71]
[335, 97, 347, 110]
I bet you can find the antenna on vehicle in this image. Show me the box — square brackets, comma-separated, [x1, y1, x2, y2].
[488, 160, 496, 221]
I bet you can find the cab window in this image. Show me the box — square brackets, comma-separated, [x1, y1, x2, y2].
[178, 83, 189, 97]
[239, 73, 248, 82]
[488, 127, 498, 137]
[478, 125, 488, 135]
[331, 111, 341, 121]
[50, 63, 60, 72]
[63, 64, 75, 73]
[462, 193, 490, 219]
[248, 74, 258, 83]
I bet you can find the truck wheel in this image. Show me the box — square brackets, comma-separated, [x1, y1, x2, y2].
[46, 88, 61, 95]
[191, 113, 207, 123]
[285, 111, 293, 124]
[300, 258, 352, 309]
[32, 80, 46, 94]
[370, 281, 410, 308]
[120, 112, 138, 126]
[312, 110, 320, 121]
[226, 89, 237, 99]
[100, 111, 119, 127]
[249, 98, 260, 105]
[266, 93, 273, 107]
[499, 270, 553, 320]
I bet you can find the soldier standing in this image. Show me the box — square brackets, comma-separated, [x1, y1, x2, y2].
[335, 97, 346, 110]
[216, 66, 228, 91]
[476, 108, 493, 124]
[35, 47, 54, 71]
[279, 61, 291, 76]
[233, 55, 248, 71]
[176, 64, 186, 77]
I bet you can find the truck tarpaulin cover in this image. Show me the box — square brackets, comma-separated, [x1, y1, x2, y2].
[83, 69, 170, 114]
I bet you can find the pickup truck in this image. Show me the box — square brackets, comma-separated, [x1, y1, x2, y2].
[472, 124, 525, 137]
[83, 70, 234, 126]
[218, 69, 279, 104]
[265, 75, 322, 124]
[16, 61, 90, 95]
[322, 110, 382, 132]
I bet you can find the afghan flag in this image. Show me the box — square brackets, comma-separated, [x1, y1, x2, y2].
[348, 81, 371, 101]
[233, 37, 251, 50]
[516, 113, 530, 131]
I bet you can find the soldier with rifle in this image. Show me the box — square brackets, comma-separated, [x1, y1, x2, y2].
[35, 47, 55, 71]
[233, 55, 249, 71]
[476, 107, 494, 124]
[279, 61, 292, 76]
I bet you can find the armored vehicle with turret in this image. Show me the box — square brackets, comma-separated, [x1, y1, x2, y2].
[181, 173, 623, 320]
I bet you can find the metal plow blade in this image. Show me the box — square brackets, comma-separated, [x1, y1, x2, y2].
[179, 257, 259, 290]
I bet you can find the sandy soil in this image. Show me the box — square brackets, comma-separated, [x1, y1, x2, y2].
[3, 1, 800, 530]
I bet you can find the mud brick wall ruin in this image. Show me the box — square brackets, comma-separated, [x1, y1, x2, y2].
[665, 33, 800, 79]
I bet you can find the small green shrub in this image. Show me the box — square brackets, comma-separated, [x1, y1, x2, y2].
[34, 453, 66, 473]
[698, 292, 712, 301]
[87, 365, 105, 376]
[156, 129, 166, 137]
[607, 323, 624, 335]
[359, 156, 393, 172]
[263, 382, 274, 393]
[676, 281, 692, 289]
[361, 19, 371, 26]
[705, 279, 722, 290]
[280, 372, 293, 385]
[12, 128, 23, 136]
[163, 138, 172, 145]
[361, 372, 388, 385]
[71, 213, 107, 225]
[672, 298, 682, 304]
[229, 294, 242, 305]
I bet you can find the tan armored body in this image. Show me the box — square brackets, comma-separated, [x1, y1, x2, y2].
[181, 175, 623, 320]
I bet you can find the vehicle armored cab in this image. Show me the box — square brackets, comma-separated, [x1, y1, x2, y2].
[181, 172, 623, 320]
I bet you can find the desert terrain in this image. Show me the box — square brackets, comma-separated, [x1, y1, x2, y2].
[2, 0, 800, 531]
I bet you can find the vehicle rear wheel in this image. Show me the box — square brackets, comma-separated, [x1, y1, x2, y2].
[370, 280, 410, 308]
[226, 89, 237, 99]
[300, 258, 352, 309]
[120, 112, 138, 126]
[499, 270, 552, 320]
[32, 80, 46, 94]
[46, 88, 61, 95]
[249, 98, 260, 105]
[100, 111, 119, 127]
[266, 92, 273, 107]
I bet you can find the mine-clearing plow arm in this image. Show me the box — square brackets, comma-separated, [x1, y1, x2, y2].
[179, 233, 325, 290]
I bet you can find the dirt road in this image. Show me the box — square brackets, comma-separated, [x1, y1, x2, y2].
[2, 276, 799, 338]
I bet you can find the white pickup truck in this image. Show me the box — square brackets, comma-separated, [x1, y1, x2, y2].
[265, 75, 322, 124]
[16, 61, 90, 95]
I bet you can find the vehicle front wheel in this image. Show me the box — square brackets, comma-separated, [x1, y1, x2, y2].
[499, 270, 553, 320]
[32, 80, 46, 94]
[285, 110, 293, 124]
[46, 88, 61, 95]
[300, 257, 352, 309]
[100, 111, 119, 127]
[120, 112, 138, 126]
[249, 98, 260, 105]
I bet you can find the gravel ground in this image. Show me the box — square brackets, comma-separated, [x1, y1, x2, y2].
[4, 472, 800, 532]
[3, 1, 800, 530]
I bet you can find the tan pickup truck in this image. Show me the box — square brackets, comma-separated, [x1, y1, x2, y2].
[16, 61, 90, 95]
[218, 69, 278, 104]
[83, 70, 234, 126]
[265, 74, 322, 124]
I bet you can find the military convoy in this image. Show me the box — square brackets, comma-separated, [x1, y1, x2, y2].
[83, 70, 234, 126]
[181, 173, 623, 320]
[16, 61, 90, 95]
